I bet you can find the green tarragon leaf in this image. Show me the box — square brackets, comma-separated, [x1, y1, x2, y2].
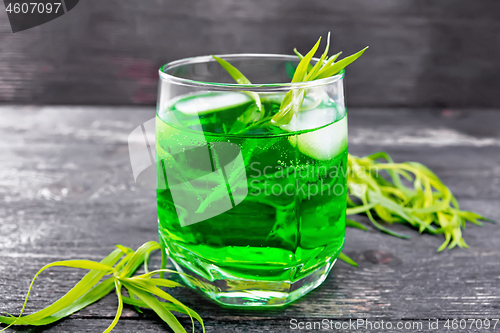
[305, 32, 330, 81]
[212, 55, 263, 118]
[315, 46, 369, 79]
[271, 36, 322, 125]
[0, 242, 204, 333]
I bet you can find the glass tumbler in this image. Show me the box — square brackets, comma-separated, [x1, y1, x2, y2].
[156, 54, 347, 307]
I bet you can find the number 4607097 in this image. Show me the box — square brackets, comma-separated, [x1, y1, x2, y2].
[444, 319, 499, 330]
[5, 2, 62, 14]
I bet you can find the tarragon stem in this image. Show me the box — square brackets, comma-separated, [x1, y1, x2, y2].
[0, 242, 204, 333]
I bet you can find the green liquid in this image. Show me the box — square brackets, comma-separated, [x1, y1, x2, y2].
[157, 91, 347, 283]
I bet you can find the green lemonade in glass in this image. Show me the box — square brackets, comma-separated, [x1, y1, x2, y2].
[156, 55, 348, 305]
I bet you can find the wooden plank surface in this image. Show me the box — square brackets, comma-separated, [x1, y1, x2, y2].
[1, 106, 500, 333]
[0, 0, 500, 108]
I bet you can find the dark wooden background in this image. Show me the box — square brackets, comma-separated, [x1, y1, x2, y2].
[1, 107, 499, 332]
[0, 0, 499, 108]
[1, 2, 500, 332]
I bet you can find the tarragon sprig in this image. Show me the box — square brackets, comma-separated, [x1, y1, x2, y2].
[276, 36, 367, 124]
[212, 32, 368, 128]
[347, 153, 495, 251]
[0, 241, 205, 333]
[274, 36, 367, 125]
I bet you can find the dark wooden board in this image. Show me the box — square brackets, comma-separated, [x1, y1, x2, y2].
[1, 107, 500, 332]
[0, 0, 500, 108]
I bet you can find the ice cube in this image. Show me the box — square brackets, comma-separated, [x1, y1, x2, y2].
[174, 91, 252, 115]
[285, 109, 347, 161]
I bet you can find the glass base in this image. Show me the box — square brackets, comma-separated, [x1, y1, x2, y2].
[169, 256, 337, 307]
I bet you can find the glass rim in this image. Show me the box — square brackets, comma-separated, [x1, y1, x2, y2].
[159, 53, 344, 92]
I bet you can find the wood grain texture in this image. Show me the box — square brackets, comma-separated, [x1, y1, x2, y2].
[0, 107, 500, 333]
[0, 0, 499, 108]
